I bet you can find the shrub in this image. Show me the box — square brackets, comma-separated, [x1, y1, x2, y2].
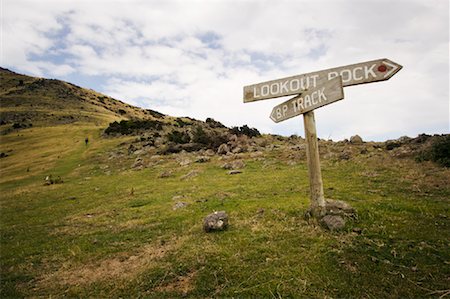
[386, 141, 401, 150]
[191, 126, 228, 150]
[416, 135, 450, 167]
[167, 130, 191, 144]
[191, 126, 209, 144]
[230, 125, 261, 138]
[104, 120, 163, 135]
[206, 118, 226, 128]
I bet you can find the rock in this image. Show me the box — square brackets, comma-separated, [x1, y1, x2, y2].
[224, 160, 245, 170]
[181, 170, 199, 180]
[250, 151, 263, 158]
[43, 174, 63, 185]
[221, 162, 233, 170]
[338, 151, 351, 160]
[173, 202, 188, 210]
[325, 199, 355, 217]
[232, 147, 243, 154]
[203, 211, 229, 232]
[228, 170, 242, 175]
[232, 160, 245, 169]
[205, 149, 215, 156]
[158, 170, 172, 178]
[133, 149, 145, 156]
[321, 215, 345, 231]
[217, 143, 230, 155]
[132, 158, 144, 169]
[176, 156, 192, 166]
[350, 135, 363, 144]
[128, 144, 137, 154]
[195, 156, 210, 163]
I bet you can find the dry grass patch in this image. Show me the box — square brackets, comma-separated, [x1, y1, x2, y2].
[154, 270, 197, 295]
[37, 236, 186, 289]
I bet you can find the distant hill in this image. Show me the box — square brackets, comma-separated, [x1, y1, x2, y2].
[0, 67, 166, 132]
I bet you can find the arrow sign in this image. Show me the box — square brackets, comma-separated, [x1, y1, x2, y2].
[244, 58, 402, 102]
[270, 76, 344, 123]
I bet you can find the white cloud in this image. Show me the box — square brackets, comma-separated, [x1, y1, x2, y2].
[2, 0, 449, 140]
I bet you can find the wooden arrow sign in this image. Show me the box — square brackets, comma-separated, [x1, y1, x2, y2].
[269, 76, 344, 123]
[244, 58, 402, 102]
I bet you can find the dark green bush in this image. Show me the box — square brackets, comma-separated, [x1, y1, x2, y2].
[191, 126, 228, 149]
[191, 126, 209, 144]
[230, 125, 261, 138]
[416, 135, 450, 167]
[167, 130, 191, 144]
[104, 120, 163, 135]
[206, 118, 226, 128]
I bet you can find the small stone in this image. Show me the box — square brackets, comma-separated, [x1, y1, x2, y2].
[321, 215, 345, 231]
[325, 199, 355, 217]
[228, 170, 242, 175]
[231, 160, 245, 169]
[178, 158, 191, 166]
[195, 156, 210, 163]
[203, 211, 229, 232]
[221, 162, 233, 170]
[173, 202, 188, 210]
[181, 170, 199, 180]
[158, 170, 172, 178]
[232, 147, 243, 154]
[205, 149, 215, 156]
[339, 151, 351, 160]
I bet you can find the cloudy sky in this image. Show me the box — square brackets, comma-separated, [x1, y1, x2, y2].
[2, 0, 449, 141]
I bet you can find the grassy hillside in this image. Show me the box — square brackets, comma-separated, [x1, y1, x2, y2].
[1, 69, 449, 298]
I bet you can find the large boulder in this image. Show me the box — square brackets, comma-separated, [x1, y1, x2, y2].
[203, 211, 229, 232]
[350, 135, 363, 144]
[217, 144, 230, 155]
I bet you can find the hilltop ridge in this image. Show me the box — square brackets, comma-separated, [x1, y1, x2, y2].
[0, 67, 167, 130]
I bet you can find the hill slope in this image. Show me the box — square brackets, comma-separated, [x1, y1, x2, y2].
[0, 67, 166, 131]
[0, 69, 449, 298]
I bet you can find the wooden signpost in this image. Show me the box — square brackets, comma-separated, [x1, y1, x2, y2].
[243, 58, 402, 217]
[243, 58, 402, 103]
[270, 76, 344, 123]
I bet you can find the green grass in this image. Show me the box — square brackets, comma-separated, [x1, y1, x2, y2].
[1, 124, 449, 298]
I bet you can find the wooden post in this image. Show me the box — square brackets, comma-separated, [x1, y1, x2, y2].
[303, 110, 326, 217]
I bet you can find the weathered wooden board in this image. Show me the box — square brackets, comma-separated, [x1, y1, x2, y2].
[269, 76, 344, 123]
[244, 58, 402, 102]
